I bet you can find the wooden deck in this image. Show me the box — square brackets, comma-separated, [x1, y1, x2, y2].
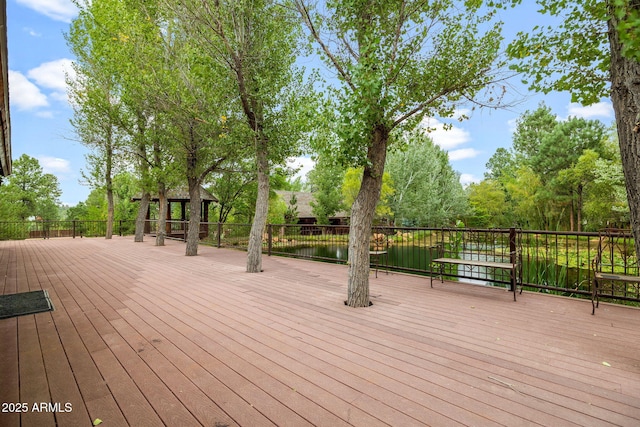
[1, 237, 640, 426]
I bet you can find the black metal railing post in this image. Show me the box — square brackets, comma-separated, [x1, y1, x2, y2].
[217, 222, 222, 248]
[268, 224, 273, 256]
[509, 227, 517, 293]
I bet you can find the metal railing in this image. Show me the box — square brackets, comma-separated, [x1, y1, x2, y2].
[2, 220, 638, 305]
[0, 220, 136, 240]
[254, 223, 638, 305]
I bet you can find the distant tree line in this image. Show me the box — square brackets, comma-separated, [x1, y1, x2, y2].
[466, 104, 627, 231]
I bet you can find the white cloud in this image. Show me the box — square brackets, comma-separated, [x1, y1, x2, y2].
[421, 117, 472, 150]
[459, 173, 479, 186]
[448, 148, 481, 161]
[23, 27, 42, 37]
[38, 156, 71, 174]
[8, 70, 49, 110]
[27, 58, 75, 103]
[567, 102, 614, 119]
[35, 111, 54, 119]
[17, 0, 77, 23]
[287, 156, 315, 181]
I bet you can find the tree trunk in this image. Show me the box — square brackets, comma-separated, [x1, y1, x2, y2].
[569, 199, 575, 232]
[134, 125, 150, 243]
[106, 185, 114, 239]
[246, 139, 269, 272]
[105, 130, 114, 239]
[608, 11, 640, 256]
[346, 126, 389, 307]
[156, 181, 167, 246]
[577, 184, 583, 233]
[186, 176, 201, 256]
[134, 192, 150, 242]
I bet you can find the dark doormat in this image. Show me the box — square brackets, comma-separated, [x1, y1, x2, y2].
[0, 290, 54, 320]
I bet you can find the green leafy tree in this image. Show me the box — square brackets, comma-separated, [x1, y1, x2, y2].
[511, 103, 558, 162]
[208, 159, 256, 224]
[485, 147, 517, 181]
[506, 0, 640, 254]
[494, 105, 607, 230]
[501, 167, 543, 229]
[167, 0, 315, 271]
[0, 155, 62, 221]
[533, 117, 606, 230]
[466, 180, 509, 228]
[296, 0, 510, 306]
[385, 131, 467, 227]
[66, 202, 88, 221]
[307, 157, 346, 225]
[583, 133, 629, 229]
[342, 167, 394, 222]
[284, 193, 299, 224]
[68, 0, 139, 239]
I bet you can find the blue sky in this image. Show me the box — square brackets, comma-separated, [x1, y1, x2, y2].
[8, 0, 615, 206]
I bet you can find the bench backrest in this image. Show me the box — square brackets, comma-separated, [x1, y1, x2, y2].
[592, 229, 638, 276]
[436, 227, 521, 264]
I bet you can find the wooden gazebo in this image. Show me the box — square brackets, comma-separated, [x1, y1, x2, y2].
[133, 186, 218, 239]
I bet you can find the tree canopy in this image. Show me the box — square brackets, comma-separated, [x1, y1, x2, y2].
[0, 155, 62, 221]
[296, 0, 510, 306]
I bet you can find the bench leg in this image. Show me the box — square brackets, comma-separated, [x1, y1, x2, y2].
[592, 280, 598, 315]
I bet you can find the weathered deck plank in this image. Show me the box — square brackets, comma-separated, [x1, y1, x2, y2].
[1, 236, 639, 426]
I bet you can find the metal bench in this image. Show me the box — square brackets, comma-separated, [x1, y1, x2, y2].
[429, 228, 522, 301]
[592, 229, 640, 314]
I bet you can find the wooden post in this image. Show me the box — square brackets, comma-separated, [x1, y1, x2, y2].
[203, 201, 210, 237]
[180, 201, 187, 236]
[217, 222, 222, 248]
[166, 202, 172, 235]
[144, 205, 151, 234]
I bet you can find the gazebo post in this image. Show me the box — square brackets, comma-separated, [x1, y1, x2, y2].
[166, 201, 172, 235]
[144, 204, 151, 234]
[180, 201, 187, 233]
[203, 200, 210, 237]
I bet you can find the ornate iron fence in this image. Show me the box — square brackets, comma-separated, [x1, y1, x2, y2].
[1, 220, 637, 305]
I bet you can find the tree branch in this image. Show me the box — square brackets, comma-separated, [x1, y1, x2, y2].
[391, 87, 453, 128]
[294, 0, 355, 91]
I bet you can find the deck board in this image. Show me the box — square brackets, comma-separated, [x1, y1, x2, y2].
[1, 236, 640, 426]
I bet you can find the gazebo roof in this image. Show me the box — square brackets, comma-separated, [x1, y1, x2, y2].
[132, 186, 218, 203]
[275, 190, 348, 219]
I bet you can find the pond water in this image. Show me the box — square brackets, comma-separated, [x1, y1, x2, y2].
[276, 244, 591, 292]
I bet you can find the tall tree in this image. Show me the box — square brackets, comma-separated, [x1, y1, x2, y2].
[466, 179, 509, 228]
[307, 156, 346, 225]
[507, 0, 640, 255]
[386, 130, 467, 227]
[209, 159, 256, 224]
[0, 155, 62, 221]
[141, 26, 235, 255]
[69, 0, 158, 243]
[68, 0, 132, 239]
[296, 0, 509, 306]
[166, 0, 313, 270]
